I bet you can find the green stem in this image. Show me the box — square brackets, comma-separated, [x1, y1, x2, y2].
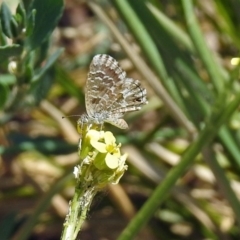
[117, 92, 240, 240]
[61, 184, 96, 240]
[181, 0, 226, 93]
[73, 188, 96, 239]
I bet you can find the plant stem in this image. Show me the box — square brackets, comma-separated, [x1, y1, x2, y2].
[117, 91, 240, 240]
[61, 182, 97, 240]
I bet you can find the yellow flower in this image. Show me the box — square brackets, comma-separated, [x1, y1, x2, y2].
[77, 129, 128, 187]
[90, 131, 122, 170]
[111, 153, 128, 184]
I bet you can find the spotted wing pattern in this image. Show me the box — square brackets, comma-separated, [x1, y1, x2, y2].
[84, 54, 147, 129]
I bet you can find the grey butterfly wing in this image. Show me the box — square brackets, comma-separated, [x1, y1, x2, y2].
[85, 54, 147, 128]
[85, 54, 126, 117]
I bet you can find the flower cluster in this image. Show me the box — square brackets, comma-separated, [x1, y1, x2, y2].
[74, 128, 128, 189]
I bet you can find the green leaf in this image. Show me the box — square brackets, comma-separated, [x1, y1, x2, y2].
[0, 2, 14, 38]
[28, 68, 55, 105]
[24, 49, 63, 105]
[22, 0, 32, 14]
[0, 74, 16, 85]
[0, 44, 23, 61]
[32, 48, 64, 82]
[25, 8, 35, 37]
[0, 83, 9, 109]
[10, 15, 19, 37]
[16, 2, 27, 28]
[27, 0, 64, 50]
[19, 50, 35, 84]
[35, 38, 50, 66]
[0, 19, 7, 45]
[0, 2, 20, 39]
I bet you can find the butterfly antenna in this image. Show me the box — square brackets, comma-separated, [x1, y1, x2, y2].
[62, 115, 81, 119]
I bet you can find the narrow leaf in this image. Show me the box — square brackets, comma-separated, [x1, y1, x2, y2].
[27, 0, 64, 50]
[0, 44, 23, 61]
[32, 48, 64, 82]
[0, 2, 13, 38]
[0, 83, 9, 109]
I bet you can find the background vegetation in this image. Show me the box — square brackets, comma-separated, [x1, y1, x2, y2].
[1, 0, 240, 239]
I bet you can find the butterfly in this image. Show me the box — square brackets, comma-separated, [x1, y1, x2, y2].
[78, 54, 147, 129]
